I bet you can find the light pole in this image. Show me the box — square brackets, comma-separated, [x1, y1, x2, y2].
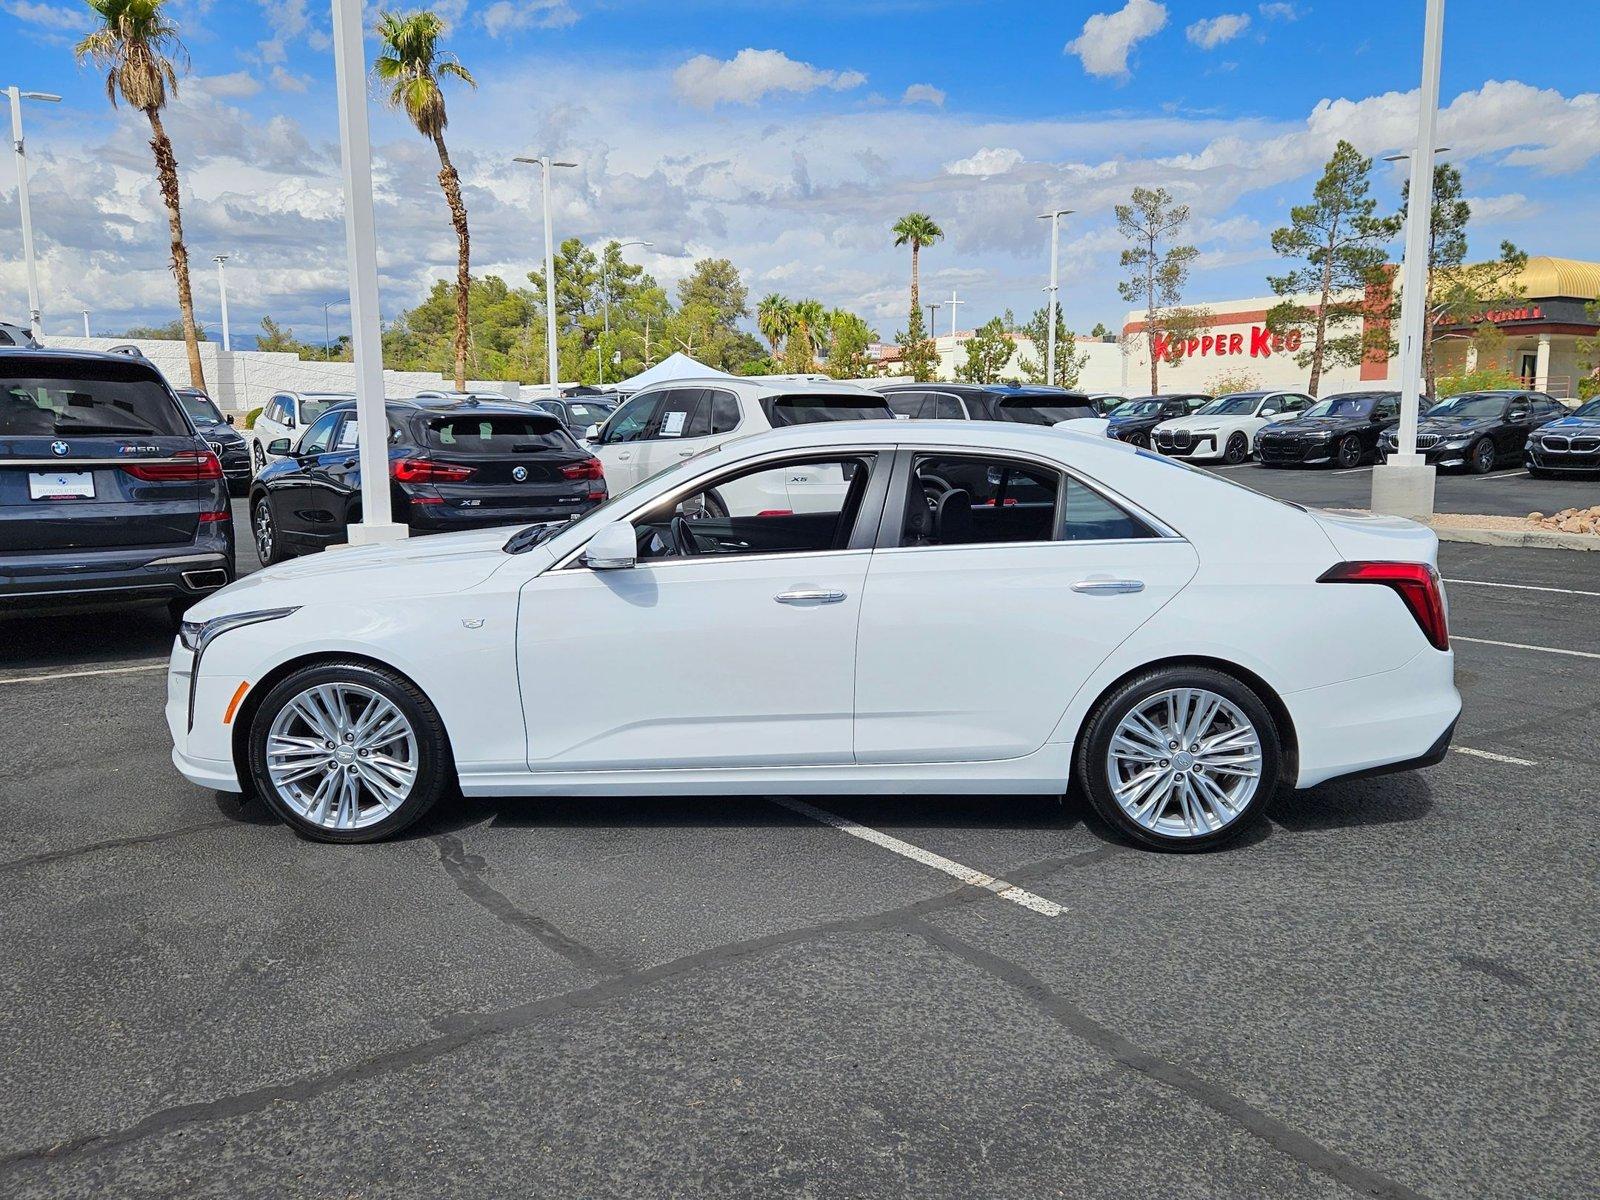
[515, 155, 577, 399]
[328, 0, 403, 543]
[1038, 208, 1074, 387]
[6, 86, 61, 340]
[1372, 0, 1446, 520]
[322, 299, 349, 360]
[925, 302, 939, 334]
[598, 240, 652, 386]
[213, 254, 232, 351]
[80, 310, 90, 338]
[945, 289, 964, 340]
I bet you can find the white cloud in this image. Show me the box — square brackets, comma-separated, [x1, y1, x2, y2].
[943, 147, 1025, 177]
[1066, 0, 1168, 80]
[480, 0, 579, 39]
[269, 66, 310, 95]
[1259, 2, 1301, 19]
[1, 0, 83, 33]
[1187, 13, 1251, 49]
[902, 83, 946, 108]
[673, 48, 867, 109]
[1465, 193, 1531, 221]
[195, 72, 262, 100]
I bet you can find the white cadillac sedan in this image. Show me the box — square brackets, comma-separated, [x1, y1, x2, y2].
[167, 421, 1460, 852]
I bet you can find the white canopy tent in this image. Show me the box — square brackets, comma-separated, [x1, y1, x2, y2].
[611, 351, 729, 393]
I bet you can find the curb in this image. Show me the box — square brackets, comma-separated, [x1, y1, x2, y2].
[1426, 523, 1600, 552]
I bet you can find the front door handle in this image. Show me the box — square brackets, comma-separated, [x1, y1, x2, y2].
[1072, 578, 1145, 595]
[775, 588, 847, 605]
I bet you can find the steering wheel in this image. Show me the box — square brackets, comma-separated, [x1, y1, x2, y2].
[669, 514, 701, 557]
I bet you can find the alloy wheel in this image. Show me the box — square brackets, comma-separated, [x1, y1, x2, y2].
[265, 683, 419, 831]
[253, 501, 275, 562]
[1471, 440, 1495, 473]
[1337, 436, 1361, 468]
[1225, 432, 1248, 465]
[1105, 687, 1263, 839]
[253, 441, 265, 472]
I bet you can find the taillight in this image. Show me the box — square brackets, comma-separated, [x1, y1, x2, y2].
[392, 458, 476, 484]
[1318, 560, 1449, 651]
[121, 450, 223, 481]
[560, 457, 605, 481]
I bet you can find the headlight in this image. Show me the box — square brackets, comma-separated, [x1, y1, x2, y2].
[1443, 435, 1473, 447]
[1190, 427, 1218, 434]
[179, 607, 300, 656]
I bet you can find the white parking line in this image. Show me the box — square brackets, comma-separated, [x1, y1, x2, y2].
[1453, 746, 1537, 767]
[772, 796, 1064, 917]
[1446, 578, 1600, 599]
[1331, 466, 1373, 476]
[1483, 470, 1531, 481]
[0, 661, 168, 686]
[1454, 635, 1600, 660]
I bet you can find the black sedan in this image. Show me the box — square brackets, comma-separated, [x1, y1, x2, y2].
[1105, 394, 1211, 447]
[248, 397, 608, 565]
[875, 382, 1100, 425]
[1380, 390, 1567, 474]
[1525, 397, 1600, 476]
[1257, 390, 1412, 468]
[175, 387, 252, 495]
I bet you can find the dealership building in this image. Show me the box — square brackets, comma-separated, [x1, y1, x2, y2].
[1121, 255, 1599, 398]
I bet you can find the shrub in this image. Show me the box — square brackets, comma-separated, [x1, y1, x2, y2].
[243, 406, 264, 429]
[1436, 367, 1522, 398]
[1202, 368, 1261, 396]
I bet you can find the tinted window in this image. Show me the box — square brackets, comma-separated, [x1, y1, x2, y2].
[1573, 398, 1600, 419]
[903, 454, 1059, 547]
[932, 394, 966, 420]
[707, 390, 740, 434]
[0, 360, 189, 437]
[995, 396, 1096, 425]
[1428, 394, 1508, 420]
[1304, 396, 1376, 419]
[602, 392, 662, 443]
[423, 413, 572, 453]
[332, 416, 360, 450]
[652, 389, 704, 438]
[1063, 478, 1157, 541]
[564, 401, 613, 428]
[299, 411, 342, 454]
[176, 391, 224, 425]
[886, 392, 928, 419]
[762, 393, 893, 426]
[298, 398, 336, 426]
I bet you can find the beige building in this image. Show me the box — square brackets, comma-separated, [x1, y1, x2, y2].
[1121, 255, 1599, 398]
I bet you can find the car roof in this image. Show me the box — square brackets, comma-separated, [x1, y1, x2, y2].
[876, 381, 1091, 398]
[0, 345, 158, 366]
[320, 396, 555, 419]
[711, 417, 1135, 461]
[633, 376, 878, 397]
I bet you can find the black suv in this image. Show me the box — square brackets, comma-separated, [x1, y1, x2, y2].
[248, 396, 608, 564]
[1, 348, 235, 620]
[174, 387, 251, 495]
[875, 382, 1100, 425]
[1105, 394, 1211, 446]
[1382, 390, 1568, 473]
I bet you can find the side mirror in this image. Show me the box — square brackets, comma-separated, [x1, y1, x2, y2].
[1509, 408, 1529, 422]
[584, 423, 602, 443]
[226, 413, 235, 425]
[266, 438, 292, 456]
[583, 520, 636, 570]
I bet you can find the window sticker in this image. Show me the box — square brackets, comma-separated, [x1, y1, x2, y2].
[660, 410, 687, 437]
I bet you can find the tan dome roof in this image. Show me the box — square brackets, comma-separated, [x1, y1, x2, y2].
[1512, 256, 1600, 300]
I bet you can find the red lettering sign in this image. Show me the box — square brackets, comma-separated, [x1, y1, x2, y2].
[1249, 326, 1271, 357]
[1149, 324, 1306, 363]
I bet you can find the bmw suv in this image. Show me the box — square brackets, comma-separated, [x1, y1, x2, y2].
[1, 348, 235, 621]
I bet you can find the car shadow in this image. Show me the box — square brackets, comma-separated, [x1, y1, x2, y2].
[1271, 772, 1434, 832]
[0, 605, 178, 672]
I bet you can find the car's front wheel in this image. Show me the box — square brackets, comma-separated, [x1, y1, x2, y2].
[1076, 666, 1280, 852]
[1223, 432, 1249, 465]
[247, 660, 453, 843]
[1468, 438, 1496, 474]
[252, 440, 266, 473]
[1335, 435, 1362, 469]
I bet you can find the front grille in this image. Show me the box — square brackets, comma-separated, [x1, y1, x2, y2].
[1257, 442, 1304, 463]
[208, 441, 225, 457]
[1415, 433, 1440, 449]
[1578, 438, 1600, 453]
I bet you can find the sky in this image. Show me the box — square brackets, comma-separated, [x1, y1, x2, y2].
[1, 0, 1596, 348]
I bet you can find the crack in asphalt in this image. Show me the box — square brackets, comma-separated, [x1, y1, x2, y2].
[0, 820, 234, 875]
[906, 919, 1436, 1200]
[431, 833, 631, 977]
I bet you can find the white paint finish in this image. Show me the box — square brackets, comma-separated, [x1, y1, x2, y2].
[772, 797, 1064, 916]
[1445, 578, 1600, 599]
[0, 662, 167, 686]
[1452, 746, 1537, 766]
[854, 539, 1198, 762]
[1151, 393, 1308, 461]
[1453, 636, 1600, 661]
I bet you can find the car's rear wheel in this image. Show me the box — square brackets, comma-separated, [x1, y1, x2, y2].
[1223, 432, 1249, 465]
[1468, 438, 1496, 474]
[247, 660, 453, 843]
[253, 495, 284, 566]
[1076, 666, 1280, 852]
[1335, 435, 1362, 469]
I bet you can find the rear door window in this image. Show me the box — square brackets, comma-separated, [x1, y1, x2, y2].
[707, 390, 740, 434]
[651, 389, 704, 439]
[0, 360, 190, 437]
[763, 393, 894, 426]
[424, 413, 572, 453]
[885, 392, 930, 419]
[902, 454, 1061, 547]
[1063, 478, 1158, 541]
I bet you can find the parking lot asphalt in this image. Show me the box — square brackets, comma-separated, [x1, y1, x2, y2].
[1, 495, 1597, 1199]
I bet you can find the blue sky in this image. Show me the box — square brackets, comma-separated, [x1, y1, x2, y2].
[2, 0, 1596, 346]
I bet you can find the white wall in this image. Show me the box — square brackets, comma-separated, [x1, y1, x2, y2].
[43, 336, 521, 416]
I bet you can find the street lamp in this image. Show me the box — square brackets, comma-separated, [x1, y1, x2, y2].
[328, 0, 403, 543]
[322, 297, 349, 360]
[6, 86, 61, 339]
[80, 310, 90, 338]
[514, 155, 578, 399]
[599, 239, 652, 385]
[213, 254, 232, 351]
[1371, 0, 1446, 521]
[1038, 208, 1075, 387]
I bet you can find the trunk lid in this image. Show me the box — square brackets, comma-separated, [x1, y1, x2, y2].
[1310, 508, 1439, 567]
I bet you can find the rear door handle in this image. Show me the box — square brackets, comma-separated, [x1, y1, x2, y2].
[1072, 579, 1145, 595]
[775, 588, 847, 605]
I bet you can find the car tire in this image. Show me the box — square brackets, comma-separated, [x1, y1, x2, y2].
[1075, 665, 1280, 852]
[1468, 439, 1496, 474]
[1223, 432, 1249, 465]
[253, 495, 285, 566]
[252, 440, 266, 473]
[1335, 435, 1362, 469]
[247, 660, 453, 843]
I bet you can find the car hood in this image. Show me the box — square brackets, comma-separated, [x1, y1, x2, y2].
[1158, 413, 1260, 430]
[1261, 416, 1365, 436]
[191, 526, 525, 619]
[1535, 415, 1600, 433]
[1415, 415, 1500, 435]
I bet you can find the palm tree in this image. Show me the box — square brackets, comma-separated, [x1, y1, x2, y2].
[76, 0, 205, 390]
[891, 212, 944, 323]
[373, 10, 476, 390]
[791, 299, 828, 370]
[756, 293, 792, 358]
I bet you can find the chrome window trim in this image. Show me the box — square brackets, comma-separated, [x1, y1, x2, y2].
[873, 536, 1184, 558]
[567, 546, 875, 575]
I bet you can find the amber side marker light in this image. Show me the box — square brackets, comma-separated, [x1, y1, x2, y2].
[223, 681, 251, 725]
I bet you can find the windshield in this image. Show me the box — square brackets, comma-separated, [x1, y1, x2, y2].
[564, 401, 613, 426]
[996, 397, 1097, 425]
[1428, 394, 1509, 420]
[177, 392, 224, 425]
[299, 399, 337, 426]
[0, 361, 190, 436]
[1198, 394, 1263, 417]
[1115, 400, 1162, 418]
[1303, 396, 1376, 419]
[1573, 398, 1600, 419]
